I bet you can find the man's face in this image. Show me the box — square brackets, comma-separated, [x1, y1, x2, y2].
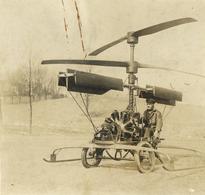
[147, 103, 154, 111]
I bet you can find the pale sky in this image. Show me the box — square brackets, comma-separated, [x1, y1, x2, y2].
[1, 0, 205, 105]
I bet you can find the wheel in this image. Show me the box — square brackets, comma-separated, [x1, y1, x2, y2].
[81, 148, 103, 168]
[135, 142, 155, 173]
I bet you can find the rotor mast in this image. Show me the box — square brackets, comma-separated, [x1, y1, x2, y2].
[41, 17, 198, 111]
[126, 33, 138, 112]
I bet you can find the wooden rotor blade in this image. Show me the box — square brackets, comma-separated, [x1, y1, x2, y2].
[138, 63, 205, 78]
[89, 17, 197, 56]
[132, 17, 197, 37]
[89, 36, 127, 56]
[41, 59, 129, 67]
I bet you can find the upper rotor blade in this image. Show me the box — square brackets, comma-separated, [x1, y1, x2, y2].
[132, 17, 197, 37]
[89, 36, 127, 56]
[89, 17, 197, 56]
[138, 63, 205, 78]
[41, 59, 129, 67]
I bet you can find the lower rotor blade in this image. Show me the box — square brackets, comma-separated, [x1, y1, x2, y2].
[89, 36, 127, 56]
[41, 59, 128, 67]
[138, 63, 205, 78]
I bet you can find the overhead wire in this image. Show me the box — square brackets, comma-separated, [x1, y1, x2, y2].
[59, 0, 96, 131]
[72, 0, 96, 130]
[72, 0, 91, 111]
[72, 0, 86, 58]
[61, 0, 69, 45]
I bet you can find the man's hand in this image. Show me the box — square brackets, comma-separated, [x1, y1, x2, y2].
[152, 131, 161, 147]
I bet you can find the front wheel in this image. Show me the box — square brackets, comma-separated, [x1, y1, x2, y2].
[81, 148, 103, 168]
[135, 142, 155, 173]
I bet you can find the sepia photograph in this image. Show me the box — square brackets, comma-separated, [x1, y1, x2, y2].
[1, 0, 205, 194]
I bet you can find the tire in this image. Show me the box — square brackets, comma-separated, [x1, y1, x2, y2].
[135, 142, 155, 173]
[81, 148, 103, 168]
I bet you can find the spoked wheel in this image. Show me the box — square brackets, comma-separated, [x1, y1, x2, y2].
[135, 142, 155, 173]
[81, 148, 103, 168]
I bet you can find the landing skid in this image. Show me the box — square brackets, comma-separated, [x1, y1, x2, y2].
[43, 142, 205, 172]
[43, 158, 82, 163]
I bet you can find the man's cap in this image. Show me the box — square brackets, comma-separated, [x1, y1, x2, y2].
[146, 98, 156, 104]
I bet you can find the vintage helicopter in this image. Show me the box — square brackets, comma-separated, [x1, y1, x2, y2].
[42, 17, 205, 173]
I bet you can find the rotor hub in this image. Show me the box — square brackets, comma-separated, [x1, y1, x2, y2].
[127, 32, 138, 44]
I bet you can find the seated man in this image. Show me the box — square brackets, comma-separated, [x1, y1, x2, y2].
[142, 98, 163, 140]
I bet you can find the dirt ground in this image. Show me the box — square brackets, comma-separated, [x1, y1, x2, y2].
[1, 97, 205, 194]
[1, 132, 205, 195]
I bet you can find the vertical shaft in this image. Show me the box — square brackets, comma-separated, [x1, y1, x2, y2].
[126, 33, 138, 112]
[127, 44, 136, 111]
[128, 74, 135, 111]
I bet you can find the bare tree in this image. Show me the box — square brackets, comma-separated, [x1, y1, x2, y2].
[0, 78, 3, 127]
[28, 59, 32, 134]
[7, 63, 62, 103]
[32, 65, 46, 100]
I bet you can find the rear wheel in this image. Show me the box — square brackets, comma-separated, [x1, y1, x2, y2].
[135, 142, 155, 173]
[81, 148, 103, 168]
